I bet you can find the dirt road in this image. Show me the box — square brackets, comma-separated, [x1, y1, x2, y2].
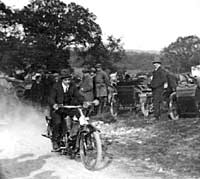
[0, 102, 161, 179]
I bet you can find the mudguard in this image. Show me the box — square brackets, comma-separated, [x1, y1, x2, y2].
[80, 124, 100, 135]
[75, 124, 100, 150]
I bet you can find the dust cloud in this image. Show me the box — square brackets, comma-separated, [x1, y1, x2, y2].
[0, 93, 50, 158]
[0, 94, 45, 126]
[0, 93, 135, 179]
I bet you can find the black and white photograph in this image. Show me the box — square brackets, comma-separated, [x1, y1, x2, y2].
[0, 0, 200, 178]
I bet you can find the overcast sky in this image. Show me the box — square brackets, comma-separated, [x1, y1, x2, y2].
[2, 0, 200, 51]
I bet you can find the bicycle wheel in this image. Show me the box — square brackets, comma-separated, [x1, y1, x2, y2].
[79, 131, 102, 170]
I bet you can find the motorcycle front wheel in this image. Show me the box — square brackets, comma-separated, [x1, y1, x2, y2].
[79, 131, 102, 170]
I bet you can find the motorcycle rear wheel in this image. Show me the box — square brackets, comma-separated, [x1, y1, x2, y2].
[79, 131, 102, 170]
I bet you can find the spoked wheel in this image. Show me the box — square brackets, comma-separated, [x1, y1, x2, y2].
[139, 93, 153, 117]
[169, 92, 179, 120]
[141, 101, 153, 117]
[110, 95, 118, 118]
[141, 102, 150, 117]
[80, 131, 102, 170]
[15, 86, 26, 99]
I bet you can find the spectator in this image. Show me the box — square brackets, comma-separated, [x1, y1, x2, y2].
[94, 63, 110, 114]
[149, 56, 167, 121]
[90, 67, 96, 98]
[80, 68, 94, 102]
[163, 66, 178, 103]
[30, 73, 44, 107]
[80, 68, 94, 116]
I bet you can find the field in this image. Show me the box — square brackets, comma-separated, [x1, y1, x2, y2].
[92, 112, 200, 179]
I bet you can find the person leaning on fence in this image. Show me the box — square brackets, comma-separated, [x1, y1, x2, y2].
[94, 63, 110, 114]
[149, 56, 167, 121]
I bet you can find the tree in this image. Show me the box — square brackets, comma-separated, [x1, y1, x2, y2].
[0, 0, 102, 71]
[161, 35, 200, 73]
[0, 1, 26, 72]
[76, 35, 125, 71]
[106, 35, 125, 63]
[13, 0, 102, 70]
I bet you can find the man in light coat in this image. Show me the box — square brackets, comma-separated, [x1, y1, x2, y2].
[94, 64, 110, 114]
[80, 68, 94, 102]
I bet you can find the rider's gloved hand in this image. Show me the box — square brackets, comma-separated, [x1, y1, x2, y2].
[83, 101, 90, 108]
[53, 103, 59, 110]
[164, 82, 168, 89]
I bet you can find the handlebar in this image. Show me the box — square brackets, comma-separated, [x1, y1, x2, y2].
[58, 104, 82, 109]
[54, 99, 99, 110]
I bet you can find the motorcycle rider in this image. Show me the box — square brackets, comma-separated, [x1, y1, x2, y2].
[48, 70, 84, 151]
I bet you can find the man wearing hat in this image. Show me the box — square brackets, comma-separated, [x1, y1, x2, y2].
[80, 67, 94, 102]
[149, 56, 167, 121]
[48, 70, 84, 151]
[30, 73, 44, 106]
[94, 63, 110, 114]
[79, 67, 94, 116]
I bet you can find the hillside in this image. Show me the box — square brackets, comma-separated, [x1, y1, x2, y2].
[69, 49, 158, 74]
[115, 50, 158, 72]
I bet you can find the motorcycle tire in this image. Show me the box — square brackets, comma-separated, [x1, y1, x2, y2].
[79, 131, 102, 170]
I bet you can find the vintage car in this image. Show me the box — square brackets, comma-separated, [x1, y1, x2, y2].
[109, 74, 153, 117]
[3, 76, 32, 99]
[169, 73, 200, 119]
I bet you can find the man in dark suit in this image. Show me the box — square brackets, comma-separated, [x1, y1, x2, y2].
[150, 56, 167, 120]
[49, 71, 84, 151]
[163, 66, 178, 104]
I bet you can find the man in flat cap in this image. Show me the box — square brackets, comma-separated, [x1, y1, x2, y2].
[149, 56, 167, 121]
[94, 63, 110, 114]
[48, 70, 84, 151]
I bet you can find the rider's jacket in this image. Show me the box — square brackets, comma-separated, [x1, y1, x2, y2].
[49, 81, 84, 107]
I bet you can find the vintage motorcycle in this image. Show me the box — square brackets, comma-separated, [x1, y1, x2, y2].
[42, 100, 103, 170]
